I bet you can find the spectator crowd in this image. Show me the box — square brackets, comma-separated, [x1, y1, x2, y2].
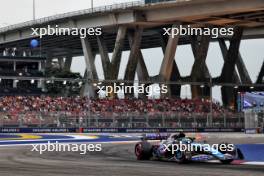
[0, 96, 230, 114]
[0, 96, 235, 126]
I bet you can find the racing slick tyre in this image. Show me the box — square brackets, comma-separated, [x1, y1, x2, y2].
[135, 141, 153, 160]
[175, 151, 189, 164]
[218, 142, 235, 164]
[220, 159, 234, 164]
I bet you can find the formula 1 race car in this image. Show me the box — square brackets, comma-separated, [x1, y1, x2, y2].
[135, 133, 239, 164]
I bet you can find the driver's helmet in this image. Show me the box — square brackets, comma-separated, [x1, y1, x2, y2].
[172, 132, 186, 140]
[178, 132, 186, 138]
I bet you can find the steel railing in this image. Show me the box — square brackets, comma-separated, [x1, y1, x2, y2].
[0, 1, 144, 33]
[0, 111, 245, 128]
[0, 0, 192, 34]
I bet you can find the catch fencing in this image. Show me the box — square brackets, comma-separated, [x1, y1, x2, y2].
[0, 111, 244, 129]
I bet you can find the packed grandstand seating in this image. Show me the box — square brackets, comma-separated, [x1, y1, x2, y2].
[0, 96, 231, 114]
[0, 96, 242, 128]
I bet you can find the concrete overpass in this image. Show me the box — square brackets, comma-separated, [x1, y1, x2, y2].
[0, 0, 264, 106]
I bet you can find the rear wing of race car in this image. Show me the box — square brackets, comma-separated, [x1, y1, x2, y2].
[140, 133, 169, 141]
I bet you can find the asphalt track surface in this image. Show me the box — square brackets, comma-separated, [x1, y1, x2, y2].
[0, 134, 264, 176]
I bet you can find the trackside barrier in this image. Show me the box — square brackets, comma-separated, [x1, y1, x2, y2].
[0, 128, 244, 133]
[0, 128, 77, 133]
[81, 128, 244, 133]
[245, 128, 263, 134]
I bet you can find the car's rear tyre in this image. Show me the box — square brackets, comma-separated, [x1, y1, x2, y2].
[218, 143, 235, 154]
[175, 151, 190, 164]
[135, 141, 153, 160]
[220, 159, 233, 164]
[218, 142, 235, 164]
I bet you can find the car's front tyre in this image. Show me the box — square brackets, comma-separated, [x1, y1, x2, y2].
[135, 141, 153, 160]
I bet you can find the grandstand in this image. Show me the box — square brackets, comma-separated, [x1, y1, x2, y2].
[0, 55, 46, 95]
[0, 96, 243, 128]
[0, 0, 264, 131]
[0, 2, 264, 176]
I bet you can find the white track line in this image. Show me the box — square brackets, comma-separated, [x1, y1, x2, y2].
[242, 161, 264, 165]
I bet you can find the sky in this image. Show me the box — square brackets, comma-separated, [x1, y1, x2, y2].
[0, 0, 263, 102]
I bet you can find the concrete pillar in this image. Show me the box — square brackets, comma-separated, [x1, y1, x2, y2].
[97, 35, 111, 80]
[159, 24, 180, 81]
[218, 39, 241, 83]
[37, 61, 45, 89]
[159, 24, 180, 97]
[219, 38, 251, 84]
[13, 61, 16, 71]
[127, 32, 150, 99]
[46, 58, 52, 68]
[136, 53, 149, 82]
[13, 81, 17, 88]
[45, 53, 53, 68]
[123, 27, 143, 97]
[58, 57, 64, 69]
[136, 57, 149, 99]
[96, 27, 127, 98]
[97, 35, 115, 97]
[256, 61, 264, 84]
[80, 38, 98, 98]
[169, 61, 182, 97]
[236, 53, 252, 84]
[191, 35, 211, 78]
[64, 55, 72, 72]
[111, 26, 127, 80]
[38, 79, 46, 90]
[160, 33, 181, 97]
[190, 34, 211, 99]
[38, 61, 42, 71]
[220, 27, 243, 107]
